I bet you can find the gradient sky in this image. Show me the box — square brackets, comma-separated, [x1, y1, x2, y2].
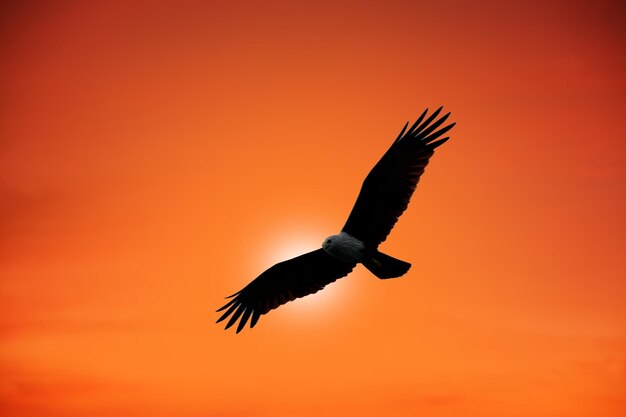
[1, 1, 625, 416]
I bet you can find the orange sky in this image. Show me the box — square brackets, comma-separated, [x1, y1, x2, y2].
[1, 1, 625, 416]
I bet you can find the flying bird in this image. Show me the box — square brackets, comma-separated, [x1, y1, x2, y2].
[217, 107, 455, 333]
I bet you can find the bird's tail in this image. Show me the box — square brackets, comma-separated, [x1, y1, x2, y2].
[362, 251, 411, 279]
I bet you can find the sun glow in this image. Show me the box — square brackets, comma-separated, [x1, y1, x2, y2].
[253, 226, 356, 321]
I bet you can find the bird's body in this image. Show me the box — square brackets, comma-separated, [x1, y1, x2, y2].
[322, 232, 365, 263]
[217, 107, 455, 333]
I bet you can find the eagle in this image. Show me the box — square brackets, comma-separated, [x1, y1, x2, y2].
[217, 107, 455, 333]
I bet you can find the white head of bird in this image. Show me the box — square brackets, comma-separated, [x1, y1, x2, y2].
[322, 232, 365, 263]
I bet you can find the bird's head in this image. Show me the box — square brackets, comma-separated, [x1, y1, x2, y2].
[322, 234, 339, 251]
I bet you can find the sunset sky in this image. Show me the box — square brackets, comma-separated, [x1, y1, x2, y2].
[1, 1, 625, 416]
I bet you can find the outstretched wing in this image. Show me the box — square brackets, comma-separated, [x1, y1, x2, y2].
[216, 249, 356, 333]
[342, 107, 455, 248]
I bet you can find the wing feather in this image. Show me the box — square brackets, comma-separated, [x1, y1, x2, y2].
[237, 308, 253, 333]
[403, 108, 429, 138]
[216, 249, 355, 333]
[216, 297, 238, 312]
[216, 302, 239, 323]
[250, 310, 261, 328]
[342, 108, 455, 247]
[224, 305, 246, 330]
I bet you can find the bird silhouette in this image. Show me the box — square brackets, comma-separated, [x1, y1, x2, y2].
[217, 107, 455, 333]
